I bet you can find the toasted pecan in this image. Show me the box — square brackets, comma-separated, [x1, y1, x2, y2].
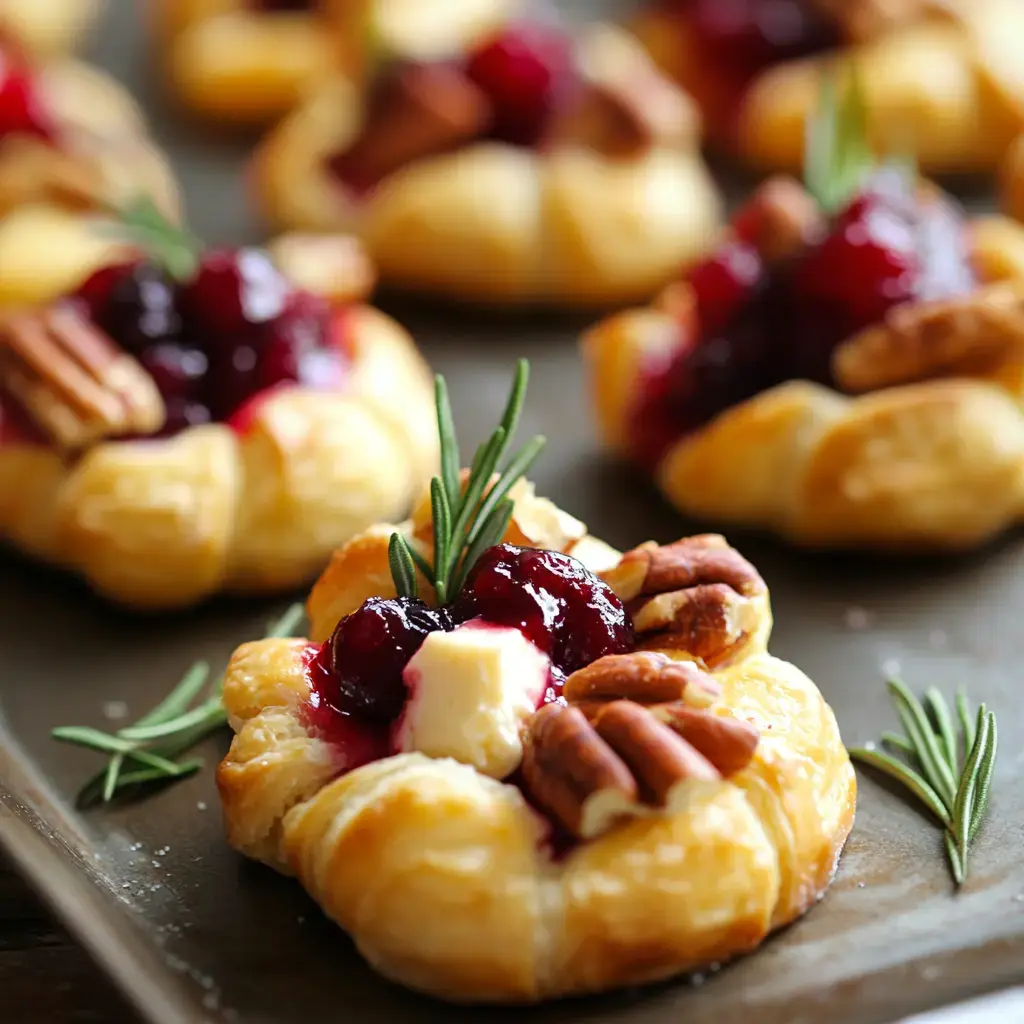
[522, 700, 724, 840]
[832, 280, 1024, 393]
[735, 176, 825, 265]
[563, 651, 721, 708]
[0, 304, 164, 450]
[652, 705, 759, 777]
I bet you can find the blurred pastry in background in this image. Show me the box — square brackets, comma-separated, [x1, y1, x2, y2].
[0, 45, 179, 307]
[0, 222, 437, 609]
[154, 0, 517, 126]
[0, 0, 103, 59]
[253, 18, 721, 307]
[632, 0, 1024, 175]
[583, 76, 1024, 552]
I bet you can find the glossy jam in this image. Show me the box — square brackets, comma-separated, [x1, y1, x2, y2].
[0, 49, 55, 142]
[662, 0, 839, 135]
[63, 252, 353, 441]
[628, 171, 978, 467]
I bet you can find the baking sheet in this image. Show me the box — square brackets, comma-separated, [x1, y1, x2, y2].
[2, 1, 1024, 1022]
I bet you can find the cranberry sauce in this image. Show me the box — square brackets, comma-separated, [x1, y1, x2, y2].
[627, 169, 978, 468]
[326, 22, 576, 195]
[301, 645, 390, 769]
[73, 251, 352, 439]
[0, 47, 56, 142]
[660, 0, 838, 137]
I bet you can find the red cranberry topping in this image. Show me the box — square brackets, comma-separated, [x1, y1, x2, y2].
[627, 170, 977, 464]
[326, 597, 454, 723]
[302, 646, 391, 768]
[465, 22, 575, 148]
[91, 262, 182, 356]
[181, 248, 290, 340]
[451, 544, 634, 677]
[0, 50, 56, 142]
[663, 0, 838, 134]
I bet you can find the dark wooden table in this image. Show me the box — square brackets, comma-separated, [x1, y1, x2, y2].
[0, 854, 136, 1023]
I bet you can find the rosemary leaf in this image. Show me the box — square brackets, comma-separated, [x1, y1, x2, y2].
[430, 478, 453, 604]
[434, 376, 461, 515]
[968, 712, 998, 845]
[924, 687, 958, 772]
[881, 731, 914, 757]
[388, 532, 418, 599]
[451, 498, 515, 596]
[465, 435, 547, 548]
[401, 535, 435, 585]
[957, 687, 976, 752]
[952, 706, 989, 866]
[945, 832, 965, 886]
[848, 747, 951, 828]
[445, 428, 507, 575]
[888, 677, 957, 811]
[491, 359, 529, 467]
[119, 702, 221, 742]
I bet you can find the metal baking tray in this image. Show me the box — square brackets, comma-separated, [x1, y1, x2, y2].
[2, 1, 1023, 1022]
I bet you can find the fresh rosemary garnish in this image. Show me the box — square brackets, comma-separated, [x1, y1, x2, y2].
[388, 359, 546, 605]
[99, 195, 202, 282]
[850, 678, 998, 886]
[53, 603, 306, 806]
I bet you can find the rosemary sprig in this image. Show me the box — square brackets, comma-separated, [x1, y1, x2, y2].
[850, 679, 998, 886]
[98, 196, 202, 282]
[53, 603, 306, 806]
[389, 359, 546, 604]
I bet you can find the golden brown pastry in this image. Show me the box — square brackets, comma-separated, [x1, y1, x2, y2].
[253, 20, 721, 306]
[583, 164, 1024, 552]
[0, 0, 103, 59]
[155, 0, 517, 125]
[632, 0, 1024, 174]
[0, 232, 437, 609]
[217, 478, 854, 1003]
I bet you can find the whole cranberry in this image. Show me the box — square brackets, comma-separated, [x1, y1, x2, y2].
[74, 261, 140, 323]
[181, 248, 291, 340]
[96, 262, 182, 355]
[0, 53, 55, 141]
[140, 344, 208, 403]
[465, 22, 575, 147]
[258, 289, 331, 391]
[204, 344, 261, 421]
[158, 399, 212, 437]
[686, 240, 765, 336]
[452, 544, 634, 676]
[327, 597, 454, 721]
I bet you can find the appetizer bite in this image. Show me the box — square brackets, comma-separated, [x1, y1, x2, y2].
[0, 0, 103, 59]
[216, 363, 855, 1003]
[0, 218, 436, 608]
[584, 77, 1024, 551]
[254, 18, 721, 306]
[632, 0, 1024, 175]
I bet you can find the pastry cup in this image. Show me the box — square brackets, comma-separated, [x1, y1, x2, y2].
[584, 216, 1024, 552]
[154, 0, 517, 125]
[253, 24, 722, 307]
[632, 0, 1024, 175]
[217, 483, 854, 1003]
[0, 0, 103, 59]
[0, 235, 437, 610]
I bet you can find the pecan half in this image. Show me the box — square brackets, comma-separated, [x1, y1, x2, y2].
[0, 304, 164, 450]
[832, 280, 1024, 393]
[522, 700, 722, 840]
[652, 705, 759, 777]
[733, 176, 825, 265]
[601, 536, 769, 666]
[563, 651, 721, 709]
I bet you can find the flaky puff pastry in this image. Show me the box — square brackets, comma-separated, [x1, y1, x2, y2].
[154, 0, 516, 125]
[217, 485, 854, 1003]
[0, 0, 102, 59]
[633, 0, 1024, 175]
[584, 217, 1024, 552]
[253, 23, 722, 307]
[0, 237, 436, 609]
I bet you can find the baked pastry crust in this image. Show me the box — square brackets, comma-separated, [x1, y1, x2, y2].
[583, 220, 1024, 552]
[253, 23, 722, 306]
[217, 486, 855, 1003]
[0, 0, 103, 59]
[0, 236, 437, 608]
[154, 0, 517, 125]
[633, 0, 1024, 174]
[0, 56, 179, 307]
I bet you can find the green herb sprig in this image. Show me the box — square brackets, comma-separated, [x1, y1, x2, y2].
[388, 359, 546, 605]
[99, 196, 202, 282]
[52, 603, 306, 806]
[850, 678, 998, 886]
